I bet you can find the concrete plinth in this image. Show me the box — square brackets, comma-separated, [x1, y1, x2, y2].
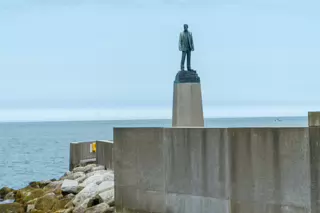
[172, 83, 204, 127]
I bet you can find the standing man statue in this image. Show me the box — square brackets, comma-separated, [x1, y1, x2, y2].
[179, 24, 194, 71]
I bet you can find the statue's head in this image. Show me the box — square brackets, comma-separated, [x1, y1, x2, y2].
[183, 24, 188, 31]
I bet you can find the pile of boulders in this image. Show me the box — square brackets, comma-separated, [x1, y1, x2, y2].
[0, 164, 115, 213]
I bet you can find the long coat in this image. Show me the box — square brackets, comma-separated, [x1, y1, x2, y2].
[179, 31, 194, 52]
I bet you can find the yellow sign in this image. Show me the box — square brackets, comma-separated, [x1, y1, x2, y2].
[90, 142, 96, 153]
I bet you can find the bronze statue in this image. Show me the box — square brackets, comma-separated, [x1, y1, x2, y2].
[179, 24, 194, 71]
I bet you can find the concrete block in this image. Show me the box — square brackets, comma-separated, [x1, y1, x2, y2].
[172, 83, 204, 127]
[230, 200, 309, 213]
[166, 193, 230, 213]
[114, 128, 138, 187]
[228, 128, 310, 208]
[136, 128, 164, 191]
[96, 140, 113, 170]
[164, 128, 229, 199]
[137, 190, 165, 213]
[309, 127, 320, 213]
[309, 112, 320, 127]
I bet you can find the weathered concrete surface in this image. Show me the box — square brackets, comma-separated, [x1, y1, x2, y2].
[114, 127, 310, 213]
[172, 83, 204, 127]
[309, 112, 320, 127]
[69, 141, 96, 171]
[96, 140, 113, 170]
[309, 127, 320, 213]
[114, 128, 165, 213]
[228, 128, 310, 213]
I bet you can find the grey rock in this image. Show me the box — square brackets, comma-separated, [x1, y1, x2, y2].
[73, 198, 90, 213]
[83, 164, 97, 173]
[26, 204, 35, 213]
[107, 199, 115, 207]
[61, 180, 79, 194]
[65, 172, 85, 180]
[85, 170, 108, 179]
[44, 180, 63, 191]
[65, 193, 76, 200]
[73, 183, 99, 207]
[84, 203, 109, 213]
[4, 192, 15, 200]
[98, 189, 114, 203]
[91, 165, 105, 172]
[97, 181, 114, 193]
[87, 194, 103, 208]
[75, 175, 87, 183]
[80, 175, 107, 188]
[73, 166, 86, 173]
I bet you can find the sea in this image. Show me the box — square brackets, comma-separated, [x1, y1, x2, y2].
[0, 116, 308, 189]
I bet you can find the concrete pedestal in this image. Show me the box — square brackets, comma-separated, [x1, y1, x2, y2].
[172, 82, 204, 127]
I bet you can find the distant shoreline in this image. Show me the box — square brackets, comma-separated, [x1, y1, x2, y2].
[0, 115, 308, 124]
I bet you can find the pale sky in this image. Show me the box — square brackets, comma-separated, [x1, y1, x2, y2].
[1, 0, 320, 121]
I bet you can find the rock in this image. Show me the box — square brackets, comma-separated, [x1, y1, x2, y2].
[81, 171, 113, 188]
[61, 180, 79, 194]
[91, 165, 105, 172]
[30, 210, 45, 213]
[83, 164, 97, 173]
[59, 207, 74, 213]
[84, 203, 110, 213]
[52, 197, 72, 211]
[26, 204, 35, 213]
[73, 198, 90, 213]
[79, 175, 104, 188]
[97, 181, 114, 193]
[75, 175, 87, 184]
[4, 191, 15, 200]
[101, 172, 114, 181]
[55, 207, 74, 213]
[0, 187, 14, 199]
[15, 187, 46, 204]
[85, 170, 108, 179]
[29, 181, 40, 188]
[98, 189, 114, 203]
[65, 193, 75, 200]
[44, 181, 63, 191]
[107, 200, 115, 207]
[34, 192, 57, 211]
[33, 192, 71, 212]
[105, 207, 115, 212]
[39, 180, 51, 188]
[73, 166, 86, 173]
[0, 202, 24, 213]
[64, 200, 74, 209]
[73, 183, 99, 207]
[87, 194, 103, 208]
[64, 172, 86, 181]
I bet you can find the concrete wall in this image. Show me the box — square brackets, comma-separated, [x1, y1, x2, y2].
[114, 127, 310, 213]
[69, 141, 96, 170]
[69, 140, 113, 171]
[96, 140, 114, 170]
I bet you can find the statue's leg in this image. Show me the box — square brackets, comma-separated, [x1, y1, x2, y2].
[180, 51, 186, 71]
[187, 50, 191, 71]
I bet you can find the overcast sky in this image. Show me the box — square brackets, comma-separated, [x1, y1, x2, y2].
[1, 0, 320, 121]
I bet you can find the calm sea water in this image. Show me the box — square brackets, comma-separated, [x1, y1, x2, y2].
[0, 117, 307, 189]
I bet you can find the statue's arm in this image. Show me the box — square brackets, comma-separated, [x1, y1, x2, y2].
[179, 33, 182, 51]
[190, 33, 194, 51]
